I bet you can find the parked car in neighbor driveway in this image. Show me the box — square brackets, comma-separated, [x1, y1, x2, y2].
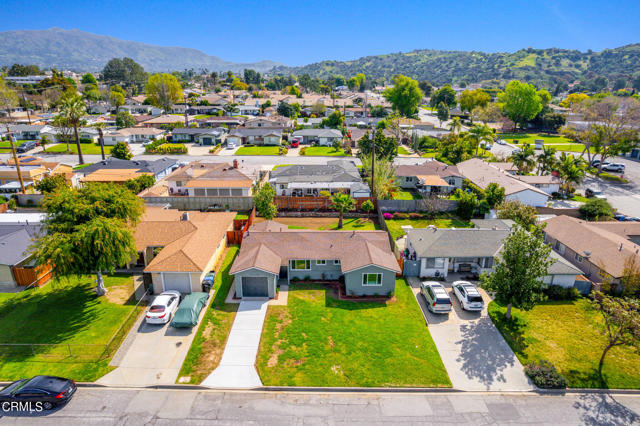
[0, 375, 76, 410]
[145, 290, 181, 324]
[16, 140, 37, 153]
[226, 142, 236, 150]
[590, 159, 609, 168]
[496, 139, 506, 145]
[452, 281, 484, 311]
[585, 188, 607, 199]
[602, 163, 625, 172]
[420, 281, 452, 314]
[170, 292, 209, 328]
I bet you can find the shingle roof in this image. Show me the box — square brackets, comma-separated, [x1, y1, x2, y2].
[135, 208, 235, 273]
[78, 158, 176, 176]
[229, 226, 400, 275]
[456, 158, 549, 198]
[544, 215, 640, 278]
[395, 160, 462, 179]
[407, 228, 510, 258]
[292, 128, 342, 137]
[0, 224, 41, 265]
[270, 160, 361, 184]
[166, 161, 253, 188]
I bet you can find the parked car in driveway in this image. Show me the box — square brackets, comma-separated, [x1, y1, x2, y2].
[452, 281, 484, 311]
[170, 292, 209, 328]
[496, 139, 506, 145]
[602, 163, 625, 172]
[420, 281, 452, 314]
[0, 376, 76, 410]
[16, 140, 37, 153]
[145, 290, 181, 324]
[585, 188, 607, 199]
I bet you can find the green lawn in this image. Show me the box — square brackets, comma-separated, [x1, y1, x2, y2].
[234, 212, 249, 220]
[599, 172, 629, 183]
[397, 146, 411, 155]
[385, 215, 473, 240]
[488, 299, 640, 389]
[303, 146, 348, 156]
[235, 146, 281, 155]
[499, 133, 592, 153]
[421, 151, 437, 158]
[47, 142, 113, 155]
[570, 195, 589, 203]
[193, 114, 217, 119]
[178, 247, 239, 384]
[256, 279, 451, 387]
[318, 218, 380, 231]
[73, 163, 93, 170]
[0, 275, 143, 381]
[272, 164, 292, 171]
[392, 190, 423, 200]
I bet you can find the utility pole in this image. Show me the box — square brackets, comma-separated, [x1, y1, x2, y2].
[22, 93, 32, 124]
[6, 127, 26, 194]
[371, 135, 375, 198]
[97, 127, 106, 160]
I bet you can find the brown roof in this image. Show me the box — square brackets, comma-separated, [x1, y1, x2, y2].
[80, 169, 151, 182]
[457, 159, 549, 197]
[515, 175, 560, 185]
[490, 162, 518, 172]
[417, 175, 449, 186]
[544, 215, 640, 278]
[166, 161, 253, 188]
[229, 224, 400, 275]
[135, 208, 235, 273]
[395, 160, 462, 179]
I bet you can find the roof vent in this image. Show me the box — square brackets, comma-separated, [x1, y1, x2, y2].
[182, 212, 189, 221]
[619, 243, 623, 251]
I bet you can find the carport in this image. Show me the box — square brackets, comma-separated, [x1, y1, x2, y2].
[240, 277, 269, 297]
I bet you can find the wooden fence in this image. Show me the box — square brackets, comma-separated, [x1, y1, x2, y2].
[12, 264, 53, 287]
[274, 196, 376, 211]
[0, 202, 7, 213]
[227, 207, 256, 244]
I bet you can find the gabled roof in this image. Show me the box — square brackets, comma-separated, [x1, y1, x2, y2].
[407, 228, 510, 258]
[0, 225, 41, 265]
[292, 128, 342, 137]
[77, 157, 177, 176]
[229, 225, 400, 275]
[165, 161, 253, 188]
[136, 208, 236, 273]
[395, 160, 462, 179]
[456, 158, 550, 198]
[270, 160, 361, 184]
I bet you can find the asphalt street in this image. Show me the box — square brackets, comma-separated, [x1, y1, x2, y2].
[1, 388, 639, 425]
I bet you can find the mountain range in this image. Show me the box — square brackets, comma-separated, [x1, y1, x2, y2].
[0, 28, 281, 73]
[1, 28, 639, 89]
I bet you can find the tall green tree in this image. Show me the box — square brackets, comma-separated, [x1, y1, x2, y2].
[430, 84, 457, 109]
[536, 147, 558, 175]
[357, 129, 397, 160]
[0, 76, 19, 119]
[115, 110, 136, 128]
[360, 155, 398, 200]
[383, 74, 423, 117]
[510, 143, 536, 174]
[436, 101, 449, 127]
[145, 73, 183, 112]
[59, 94, 87, 164]
[459, 89, 491, 114]
[481, 225, 554, 319]
[485, 183, 505, 209]
[499, 80, 543, 130]
[330, 192, 356, 229]
[455, 189, 478, 220]
[466, 124, 494, 157]
[321, 110, 345, 129]
[111, 142, 133, 160]
[81, 73, 98, 85]
[448, 116, 462, 134]
[102, 57, 147, 91]
[497, 200, 538, 229]
[556, 152, 586, 195]
[33, 184, 144, 295]
[253, 182, 278, 220]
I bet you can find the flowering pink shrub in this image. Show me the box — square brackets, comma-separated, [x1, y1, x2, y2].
[383, 212, 393, 220]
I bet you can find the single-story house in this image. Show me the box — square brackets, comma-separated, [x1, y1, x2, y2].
[456, 158, 550, 207]
[196, 117, 245, 128]
[229, 221, 400, 298]
[172, 128, 226, 145]
[0, 220, 46, 291]
[0, 165, 48, 192]
[543, 215, 640, 286]
[7, 124, 52, 140]
[226, 128, 282, 146]
[139, 115, 188, 128]
[514, 175, 561, 195]
[235, 105, 260, 116]
[269, 160, 370, 197]
[395, 160, 463, 195]
[292, 128, 343, 146]
[245, 117, 293, 128]
[103, 127, 165, 145]
[119, 104, 164, 116]
[165, 161, 254, 196]
[73, 157, 177, 186]
[132, 207, 235, 294]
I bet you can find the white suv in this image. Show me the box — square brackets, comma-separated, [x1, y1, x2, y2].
[420, 281, 452, 314]
[452, 281, 484, 311]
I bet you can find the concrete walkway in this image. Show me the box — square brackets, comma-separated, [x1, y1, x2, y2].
[201, 299, 268, 388]
[408, 277, 533, 391]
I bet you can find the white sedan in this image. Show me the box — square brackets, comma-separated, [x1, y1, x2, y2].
[452, 281, 484, 311]
[146, 291, 181, 324]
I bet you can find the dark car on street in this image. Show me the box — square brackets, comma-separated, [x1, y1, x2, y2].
[0, 375, 76, 410]
[16, 140, 37, 153]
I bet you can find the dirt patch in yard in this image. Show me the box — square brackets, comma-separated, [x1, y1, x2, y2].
[105, 280, 135, 305]
[267, 308, 292, 368]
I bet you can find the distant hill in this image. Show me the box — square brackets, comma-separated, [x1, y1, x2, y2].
[0, 28, 281, 73]
[272, 45, 640, 88]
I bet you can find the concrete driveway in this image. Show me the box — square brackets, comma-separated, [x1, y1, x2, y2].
[97, 296, 210, 387]
[408, 277, 533, 391]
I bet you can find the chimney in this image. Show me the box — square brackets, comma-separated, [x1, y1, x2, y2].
[182, 212, 189, 221]
[233, 159, 238, 169]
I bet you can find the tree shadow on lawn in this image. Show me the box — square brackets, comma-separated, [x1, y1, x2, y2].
[488, 309, 529, 355]
[455, 317, 524, 389]
[0, 281, 104, 361]
[573, 393, 640, 426]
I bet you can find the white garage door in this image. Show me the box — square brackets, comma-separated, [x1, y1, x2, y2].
[162, 273, 192, 294]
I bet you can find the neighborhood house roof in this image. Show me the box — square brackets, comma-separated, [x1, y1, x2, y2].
[292, 128, 342, 138]
[395, 160, 462, 180]
[544, 215, 640, 278]
[456, 159, 550, 198]
[407, 228, 510, 258]
[166, 162, 253, 188]
[135, 208, 236, 273]
[0, 225, 41, 265]
[228, 128, 282, 137]
[270, 160, 362, 184]
[230, 223, 400, 275]
[77, 157, 177, 176]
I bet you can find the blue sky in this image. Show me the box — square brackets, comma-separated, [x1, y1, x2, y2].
[2, 0, 639, 66]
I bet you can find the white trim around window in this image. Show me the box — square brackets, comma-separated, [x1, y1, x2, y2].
[316, 260, 326, 265]
[290, 259, 311, 270]
[334, 259, 341, 265]
[362, 273, 383, 286]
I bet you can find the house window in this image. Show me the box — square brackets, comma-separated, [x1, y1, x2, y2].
[334, 259, 341, 265]
[448, 179, 456, 185]
[575, 254, 583, 263]
[231, 189, 242, 196]
[405, 177, 412, 182]
[280, 184, 285, 189]
[485, 257, 494, 268]
[206, 189, 218, 196]
[554, 241, 565, 254]
[362, 273, 383, 286]
[176, 181, 183, 187]
[290, 259, 311, 270]
[306, 188, 313, 195]
[316, 260, 326, 265]
[194, 189, 206, 196]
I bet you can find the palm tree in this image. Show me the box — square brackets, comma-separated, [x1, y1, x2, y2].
[557, 152, 586, 195]
[536, 147, 558, 175]
[466, 124, 494, 157]
[448, 116, 462, 134]
[59, 95, 87, 164]
[330, 192, 356, 229]
[510, 143, 536, 175]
